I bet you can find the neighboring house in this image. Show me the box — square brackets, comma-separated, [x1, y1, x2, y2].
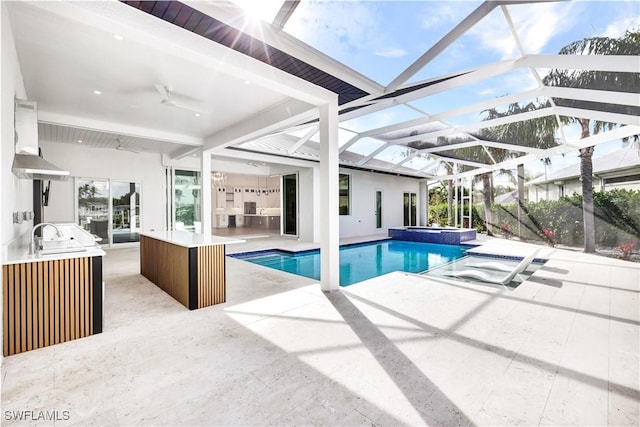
[527, 147, 640, 202]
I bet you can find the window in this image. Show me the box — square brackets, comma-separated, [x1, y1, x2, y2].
[604, 173, 640, 185]
[339, 174, 350, 215]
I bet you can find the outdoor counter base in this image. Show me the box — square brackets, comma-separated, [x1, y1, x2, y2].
[139, 231, 244, 310]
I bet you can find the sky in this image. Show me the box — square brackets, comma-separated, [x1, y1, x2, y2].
[236, 0, 640, 179]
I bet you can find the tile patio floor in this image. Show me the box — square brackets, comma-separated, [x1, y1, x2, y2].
[1, 235, 638, 426]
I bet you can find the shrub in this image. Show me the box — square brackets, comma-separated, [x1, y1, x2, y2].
[618, 241, 636, 260]
[430, 189, 640, 249]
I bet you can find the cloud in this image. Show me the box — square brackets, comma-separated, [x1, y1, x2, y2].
[511, 2, 577, 54]
[467, 1, 577, 58]
[285, 1, 379, 59]
[375, 48, 407, 58]
[602, 15, 640, 38]
[421, 2, 477, 30]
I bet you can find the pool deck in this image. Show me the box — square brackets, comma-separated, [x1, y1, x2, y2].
[1, 234, 638, 426]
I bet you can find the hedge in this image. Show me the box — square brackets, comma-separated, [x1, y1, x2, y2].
[429, 189, 640, 248]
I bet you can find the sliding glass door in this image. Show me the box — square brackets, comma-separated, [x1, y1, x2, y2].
[77, 179, 109, 243]
[112, 181, 140, 243]
[76, 178, 142, 246]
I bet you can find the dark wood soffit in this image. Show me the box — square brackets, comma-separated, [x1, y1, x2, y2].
[120, 1, 369, 105]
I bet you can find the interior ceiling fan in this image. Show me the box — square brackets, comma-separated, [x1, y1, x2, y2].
[136, 84, 209, 114]
[114, 138, 139, 154]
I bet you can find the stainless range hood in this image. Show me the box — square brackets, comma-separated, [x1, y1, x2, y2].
[12, 153, 70, 181]
[11, 100, 70, 181]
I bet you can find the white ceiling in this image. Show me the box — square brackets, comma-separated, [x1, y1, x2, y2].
[7, 1, 305, 157]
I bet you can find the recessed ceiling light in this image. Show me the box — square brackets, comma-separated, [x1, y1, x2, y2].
[194, 113, 201, 117]
[244, 80, 251, 85]
[113, 34, 124, 41]
[77, 139, 83, 143]
[93, 90, 102, 95]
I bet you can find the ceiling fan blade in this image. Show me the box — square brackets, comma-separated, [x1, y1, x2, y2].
[116, 145, 140, 154]
[154, 84, 170, 100]
[173, 101, 211, 114]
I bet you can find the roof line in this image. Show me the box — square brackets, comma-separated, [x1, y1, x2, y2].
[121, 1, 370, 105]
[225, 147, 425, 180]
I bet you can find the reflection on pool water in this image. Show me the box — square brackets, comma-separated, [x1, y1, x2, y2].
[232, 240, 468, 286]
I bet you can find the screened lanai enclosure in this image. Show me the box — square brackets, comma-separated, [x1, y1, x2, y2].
[169, 0, 639, 182]
[140, 0, 637, 252]
[17, 0, 640, 252]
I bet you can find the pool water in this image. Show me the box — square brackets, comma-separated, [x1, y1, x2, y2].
[233, 240, 467, 286]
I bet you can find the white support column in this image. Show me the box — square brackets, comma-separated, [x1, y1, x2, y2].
[200, 151, 212, 235]
[418, 181, 429, 227]
[319, 102, 340, 293]
[312, 166, 321, 242]
[419, 180, 428, 226]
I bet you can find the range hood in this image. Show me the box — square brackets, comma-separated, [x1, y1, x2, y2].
[12, 100, 70, 181]
[12, 153, 69, 180]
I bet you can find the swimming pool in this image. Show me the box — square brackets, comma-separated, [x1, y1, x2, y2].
[232, 240, 468, 286]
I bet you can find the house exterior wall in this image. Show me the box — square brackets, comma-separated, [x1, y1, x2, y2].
[38, 141, 197, 234]
[528, 174, 640, 202]
[1, 3, 32, 362]
[337, 168, 421, 239]
[38, 138, 424, 245]
[1, 4, 31, 248]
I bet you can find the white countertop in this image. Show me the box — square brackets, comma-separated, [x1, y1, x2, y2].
[3, 245, 106, 265]
[140, 230, 245, 248]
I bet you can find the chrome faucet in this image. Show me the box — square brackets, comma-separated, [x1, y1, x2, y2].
[259, 208, 264, 215]
[30, 222, 63, 254]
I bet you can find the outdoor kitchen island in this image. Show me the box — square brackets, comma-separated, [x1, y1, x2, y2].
[139, 231, 244, 310]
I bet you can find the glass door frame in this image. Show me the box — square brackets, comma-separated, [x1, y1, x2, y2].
[375, 189, 383, 229]
[165, 167, 201, 232]
[403, 191, 417, 227]
[74, 177, 143, 248]
[281, 172, 299, 237]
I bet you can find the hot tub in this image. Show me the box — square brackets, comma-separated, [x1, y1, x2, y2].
[388, 226, 476, 245]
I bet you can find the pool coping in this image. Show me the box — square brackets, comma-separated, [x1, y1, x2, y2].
[229, 238, 478, 259]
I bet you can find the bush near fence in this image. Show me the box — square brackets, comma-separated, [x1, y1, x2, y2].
[430, 189, 640, 248]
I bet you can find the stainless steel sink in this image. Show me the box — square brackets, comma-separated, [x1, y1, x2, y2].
[38, 246, 87, 256]
[37, 238, 88, 256]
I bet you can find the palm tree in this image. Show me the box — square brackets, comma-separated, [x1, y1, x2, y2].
[543, 28, 640, 252]
[482, 101, 558, 238]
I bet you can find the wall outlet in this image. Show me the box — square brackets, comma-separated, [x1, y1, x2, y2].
[12, 211, 23, 224]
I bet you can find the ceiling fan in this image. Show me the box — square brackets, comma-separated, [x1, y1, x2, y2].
[135, 84, 209, 114]
[114, 138, 139, 154]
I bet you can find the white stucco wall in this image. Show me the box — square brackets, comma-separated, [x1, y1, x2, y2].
[1, 3, 32, 248]
[1, 2, 31, 363]
[338, 168, 421, 239]
[38, 141, 199, 234]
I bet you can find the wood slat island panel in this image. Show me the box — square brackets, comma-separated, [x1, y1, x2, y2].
[140, 232, 240, 310]
[2, 256, 102, 356]
[140, 236, 189, 307]
[197, 244, 226, 307]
